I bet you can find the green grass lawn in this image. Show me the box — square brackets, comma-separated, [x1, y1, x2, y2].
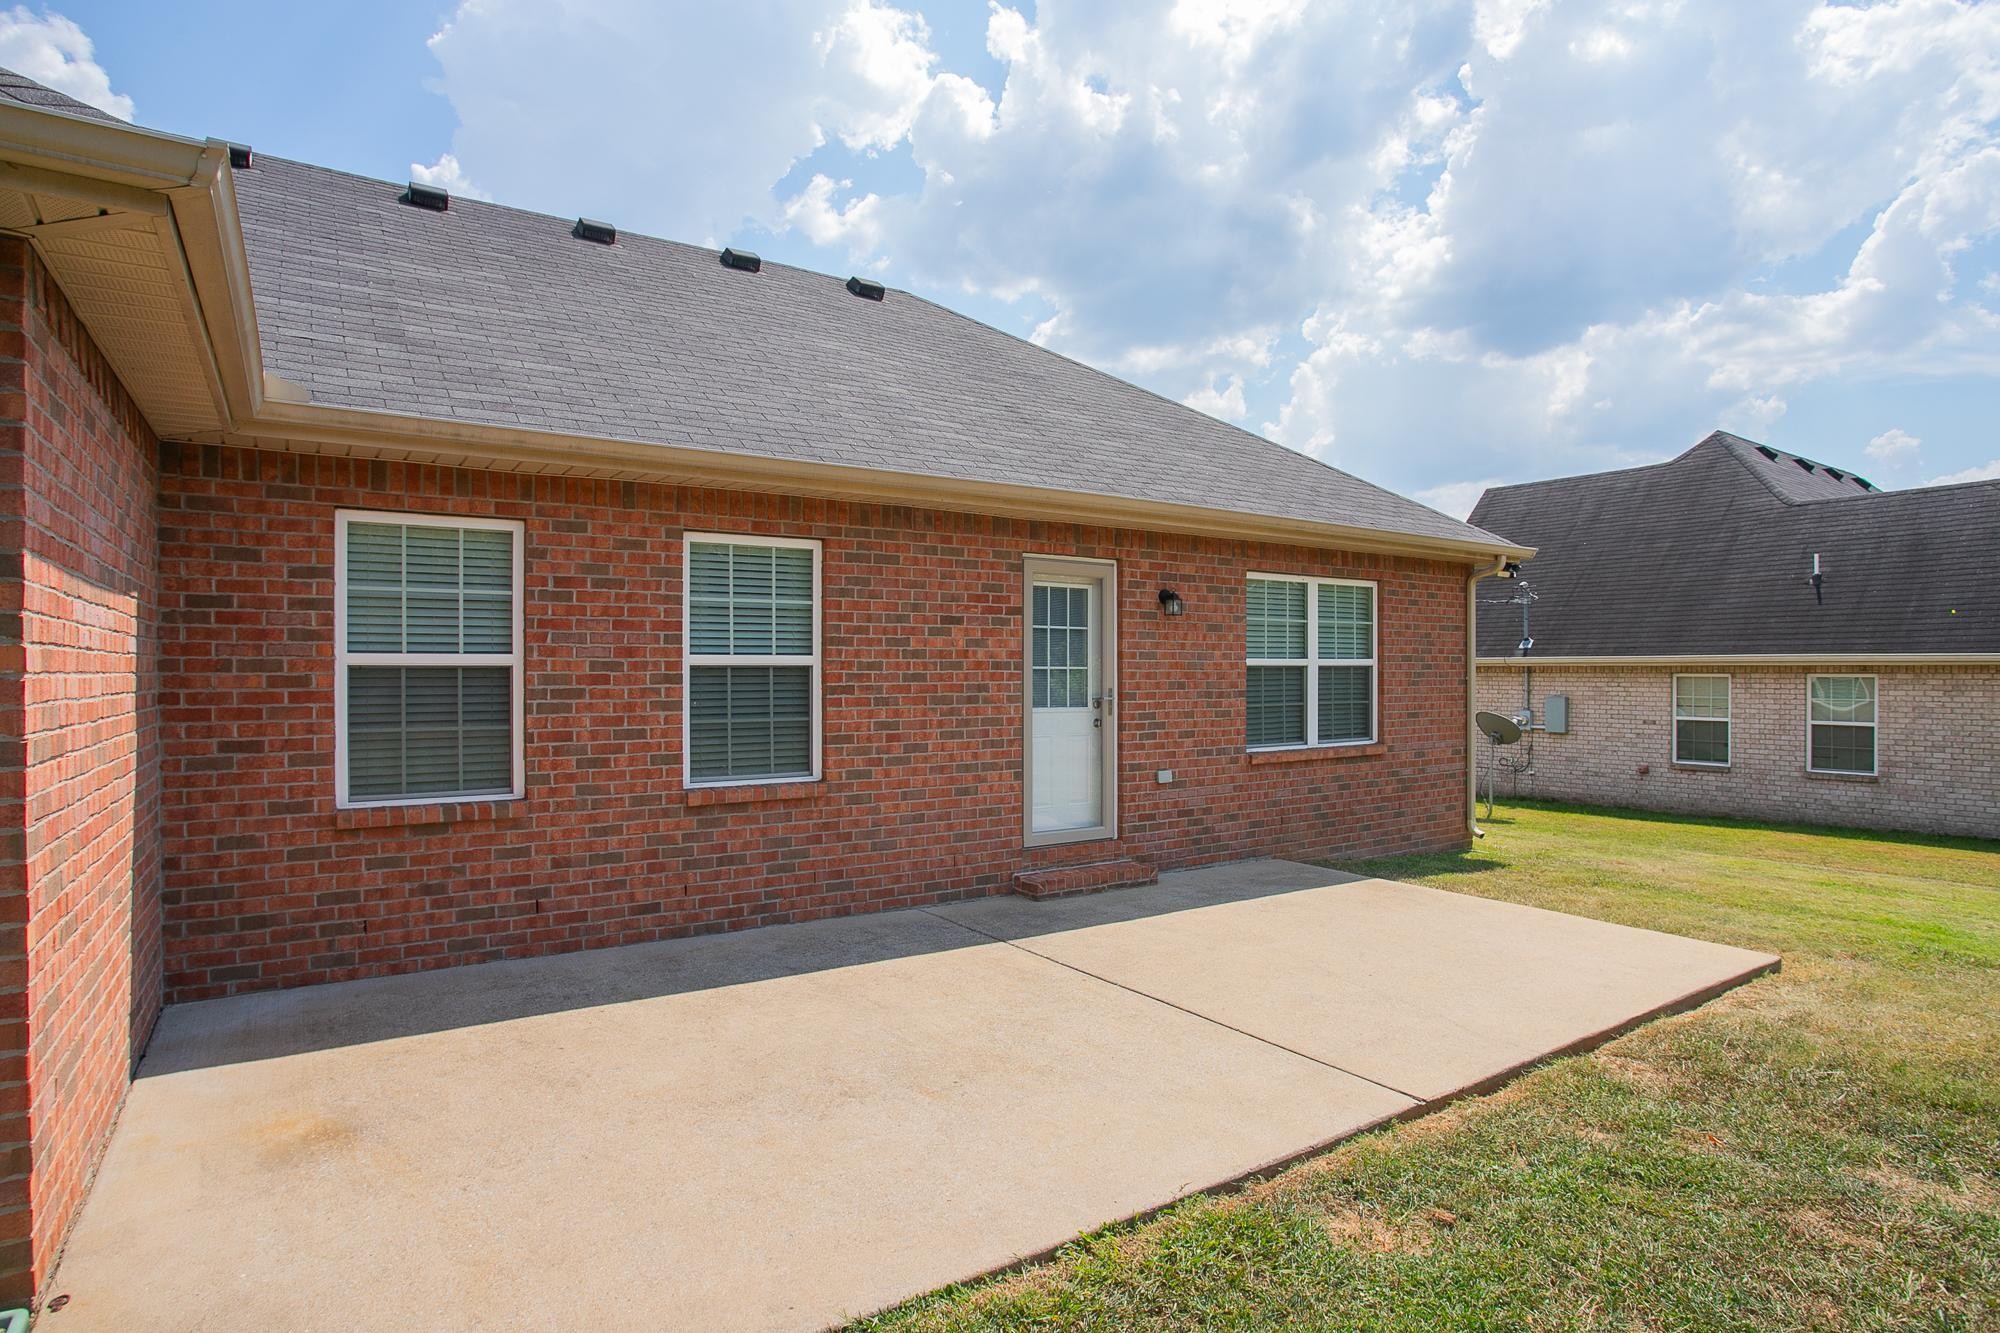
[863, 801, 2000, 1331]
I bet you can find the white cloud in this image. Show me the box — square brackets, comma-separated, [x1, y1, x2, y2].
[0, 6, 131, 120]
[1182, 373, 1247, 421]
[414, 0, 2000, 494]
[1418, 479, 1507, 521]
[424, 0, 949, 245]
[409, 152, 490, 201]
[778, 174, 883, 255]
[1865, 428, 1922, 466]
[1923, 459, 2000, 486]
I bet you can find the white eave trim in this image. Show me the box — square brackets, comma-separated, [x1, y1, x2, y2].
[227, 398, 1536, 564]
[1478, 654, 2000, 667]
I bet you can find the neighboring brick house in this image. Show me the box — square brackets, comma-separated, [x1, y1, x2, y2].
[1470, 432, 1998, 839]
[0, 74, 1526, 1299]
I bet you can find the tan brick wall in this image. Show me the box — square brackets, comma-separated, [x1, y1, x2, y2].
[1476, 662, 1999, 839]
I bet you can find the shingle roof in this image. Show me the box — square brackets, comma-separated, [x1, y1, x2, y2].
[229, 156, 1511, 552]
[0, 67, 121, 123]
[1468, 431, 1999, 658]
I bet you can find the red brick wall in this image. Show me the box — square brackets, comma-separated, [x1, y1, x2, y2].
[159, 444, 1473, 1003]
[0, 241, 161, 1301]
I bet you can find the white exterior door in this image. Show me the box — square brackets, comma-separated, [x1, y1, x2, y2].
[1025, 561, 1116, 843]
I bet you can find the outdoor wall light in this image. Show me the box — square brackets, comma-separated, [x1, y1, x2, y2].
[1158, 588, 1186, 616]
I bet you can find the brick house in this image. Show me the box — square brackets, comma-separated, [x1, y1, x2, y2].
[1470, 431, 1998, 839]
[0, 74, 1527, 1298]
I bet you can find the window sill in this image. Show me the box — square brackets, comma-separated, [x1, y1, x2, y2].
[333, 798, 525, 830]
[1248, 742, 1385, 765]
[1669, 762, 1731, 773]
[1806, 769, 1879, 784]
[684, 780, 822, 807]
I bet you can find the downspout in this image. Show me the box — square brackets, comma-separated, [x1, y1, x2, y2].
[1467, 555, 1508, 839]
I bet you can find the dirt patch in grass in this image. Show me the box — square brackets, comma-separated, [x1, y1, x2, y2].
[1319, 1207, 1439, 1255]
[1858, 1164, 2000, 1212]
[1594, 1051, 1683, 1094]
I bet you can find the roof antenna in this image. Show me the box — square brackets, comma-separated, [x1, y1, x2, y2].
[1808, 553, 1823, 604]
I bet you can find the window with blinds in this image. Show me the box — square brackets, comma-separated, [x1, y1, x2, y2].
[336, 513, 522, 806]
[1808, 675, 1877, 775]
[1672, 674, 1730, 766]
[685, 536, 820, 785]
[1245, 574, 1377, 749]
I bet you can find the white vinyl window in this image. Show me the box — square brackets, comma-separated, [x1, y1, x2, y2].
[1672, 673, 1730, 767]
[334, 511, 525, 808]
[1245, 574, 1377, 750]
[1808, 675, 1877, 775]
[684, 534, 821, 787]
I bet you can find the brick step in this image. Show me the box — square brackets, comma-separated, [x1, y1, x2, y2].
[1012, 858, 1158, 901]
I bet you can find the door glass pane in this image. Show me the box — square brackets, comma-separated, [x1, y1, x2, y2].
[1032, 584, 1091, 709]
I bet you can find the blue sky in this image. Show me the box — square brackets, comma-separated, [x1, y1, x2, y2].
[13, 0, 2000, 514]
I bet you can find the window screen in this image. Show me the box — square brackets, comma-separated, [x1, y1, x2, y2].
[1809, 676, 1876, 775]
[1673, 675, 1730, 766]
[338, 515, 520, 806]
[686, 538, 819, 784]
[1246, 576, 1376, 749]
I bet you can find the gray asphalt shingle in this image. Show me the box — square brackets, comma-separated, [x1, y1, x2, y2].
[1469, 432, 1999, 657]
[229, 156, 1509, 551]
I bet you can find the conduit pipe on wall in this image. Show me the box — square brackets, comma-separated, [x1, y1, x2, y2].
[1467, 555, 1510, 839]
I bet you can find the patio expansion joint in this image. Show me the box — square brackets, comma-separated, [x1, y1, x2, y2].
[917, 907, 1424, 1104]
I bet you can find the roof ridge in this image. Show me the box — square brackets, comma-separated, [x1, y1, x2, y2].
[1710, 431, 1817, 506]
[258, 155, 865, 293]
[1473, 449, 1688, 498]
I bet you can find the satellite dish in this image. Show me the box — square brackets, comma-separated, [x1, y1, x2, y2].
[1476, 710, 1523, 745]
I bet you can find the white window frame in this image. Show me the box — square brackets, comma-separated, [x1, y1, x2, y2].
[681, 532, 823, 789]
[1807, 673, 1879, 776]
[1245, 572, 1378, 752]
[1671, 672, 1731, 768]
[332, 509, 526, 809]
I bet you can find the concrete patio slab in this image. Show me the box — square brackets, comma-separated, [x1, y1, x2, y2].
[46, 860, 1775, 1331]
[930, 859, 1780, 1101]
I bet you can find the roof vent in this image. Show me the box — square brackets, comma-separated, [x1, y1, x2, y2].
[1793, 456, 1816, 473]
[1755, 445, 1778, 461]
[227, 143, 253, 170]
[845, 275, 886, 301]
[1823, 466, 1845, 481]
[400, 181, 450, 212]
[720, 247, 761, 273]
[572, 217, 616, 245]
[1852, 474, 1875, 491]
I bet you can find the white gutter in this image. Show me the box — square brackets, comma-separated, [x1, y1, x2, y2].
[1467, 556, 1509, 840]
[1478, 654, 2000, 667]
